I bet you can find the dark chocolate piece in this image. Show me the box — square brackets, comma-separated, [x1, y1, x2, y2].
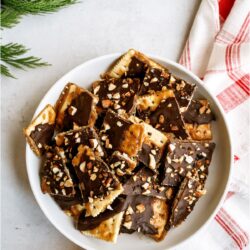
[170, 176, 205, 226]
[72, 145, 123, 217]
[122, 167, 175, 200]
[30, 123, 54, 155]
[99, 110, 144, 157]
[148, 97, 189, 139]
[121, 195, 168, 240]
[139, 143, 162, 171]
[92, 77, 140, 115]
[183, 99, 214, 124]
[41, 150, 75, 197]
[124, 57, 148, 79]
[24, 104, 56, 156]
[162, 141, 215, 186]
[55, 83, 98, 131]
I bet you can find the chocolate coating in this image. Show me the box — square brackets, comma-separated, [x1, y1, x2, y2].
[63, 92, 95, 130]
[162, 141, 215, 186]
[148, 97, 188, 139]
[30, 123, 54, 154]
[77, 196, 127, 231]
[183, 99, 214, 124]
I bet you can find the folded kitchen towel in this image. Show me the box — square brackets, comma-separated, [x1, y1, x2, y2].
[179, 0, 250, 249]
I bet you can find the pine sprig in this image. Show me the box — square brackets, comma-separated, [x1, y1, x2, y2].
[1, 64, 16, 78]
[1, 43, 50, 77]
[2, 0, 78, 15]
[1, 7, 22, 29]
[1, 0, 77, 78]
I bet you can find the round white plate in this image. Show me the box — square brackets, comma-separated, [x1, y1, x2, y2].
[26, 53, 232, 250]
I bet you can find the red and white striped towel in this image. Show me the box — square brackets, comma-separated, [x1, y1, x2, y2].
[179, 0, 250, 249]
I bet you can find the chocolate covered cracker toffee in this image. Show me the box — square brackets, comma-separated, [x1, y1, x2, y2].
[24, 49, 216, 243]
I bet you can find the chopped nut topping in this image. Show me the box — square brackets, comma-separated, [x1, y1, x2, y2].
[90, 173, 97, 181]
[123, 221, 132, 229]
[126, 205, 134, 215]
[38, 143, 42, 148]
[122, 83, 129, 88]
[79, 162, 86, 172]
[159, 115, 165, 124]
[89, 138, 98, 149]
[166, 167, 172, 173]
[108, 83, 116, 91]
[169, 143, 176, 152]
[142, 182, 149, 190]
[149, 154, 156, 169]
[116, 121, 123, 127]
[184, 154, 193, 164]
[93, 85, 100, 95]
[64, 179, 73, 187]
[113, 93, 120, 99]
[136, 204, 145, 213]
[68, 105, 77, 116]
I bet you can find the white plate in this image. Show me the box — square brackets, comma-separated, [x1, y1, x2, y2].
[26, 53, 232, 250]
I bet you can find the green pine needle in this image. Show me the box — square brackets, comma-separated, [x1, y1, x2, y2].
[1, 7, 22, 29]
[1, 43, 50, 78]
[2, 0, 78, 14]
[1, 64, 16, 78]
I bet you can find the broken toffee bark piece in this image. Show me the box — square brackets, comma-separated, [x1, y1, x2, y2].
[109, 151, 137, 177]
[145, 97, 189, 139]
[55, 83, 98, 131]
[121, 195, 169, 241]
[162, 141, 215, 187]
[77, 196, 127, 243]
[92, 77, 140, 115]
[170, 176, 205, 227]
[72, 145, 123, 217]
[183, 99, 214, 140]
[99, 109, 145, 157]
[105, 49, 168, 79]
[24, 104, 56, 156]
[41, 149, 75, 197]
[122, 167, 175, 201]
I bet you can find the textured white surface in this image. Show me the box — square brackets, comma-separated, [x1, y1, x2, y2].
[1, 1, 200, 249]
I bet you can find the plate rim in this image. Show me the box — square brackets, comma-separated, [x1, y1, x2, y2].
[25, 52, 233, 250]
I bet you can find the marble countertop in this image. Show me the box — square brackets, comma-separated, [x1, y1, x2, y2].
[1, 0, 201, 249]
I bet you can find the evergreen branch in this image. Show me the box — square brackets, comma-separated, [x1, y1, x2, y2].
[1, 43, 50, 78]
[1, 64, 16, 78]
[2, 0, 78, 15]
[1, 7, 22, 28]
